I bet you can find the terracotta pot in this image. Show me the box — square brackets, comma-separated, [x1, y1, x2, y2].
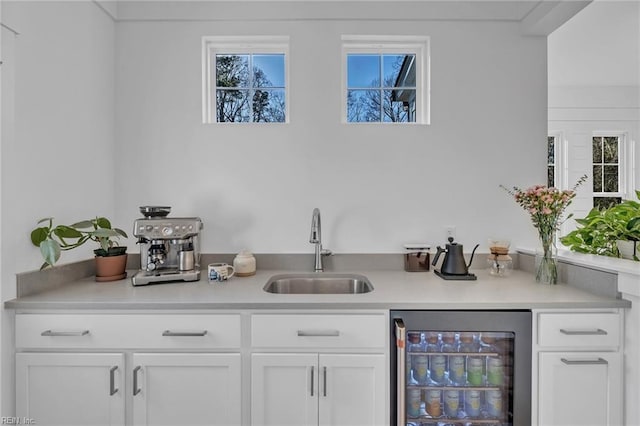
[95, 254, 128, 282]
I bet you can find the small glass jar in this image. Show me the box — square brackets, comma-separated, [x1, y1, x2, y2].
[487, 254, 513, 276]
[487, 238, 513, 276]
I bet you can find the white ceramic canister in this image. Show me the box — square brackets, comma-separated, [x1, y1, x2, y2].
[233, 250, 256, 277]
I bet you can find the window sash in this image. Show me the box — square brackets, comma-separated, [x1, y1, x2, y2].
[592, 134, 624, 200]
[202, 36, 289, 123]
[342, 36, 429, 124]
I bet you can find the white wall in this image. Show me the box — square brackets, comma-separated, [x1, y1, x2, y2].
[548, 0, 640, 224]
[2, 0, 117, 271]
[115, 13, 548, 255]
[0, 0, 115, 414]
[548, 4, 640, 424]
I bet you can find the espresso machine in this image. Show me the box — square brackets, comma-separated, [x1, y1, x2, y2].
[132, 206, 203, 286]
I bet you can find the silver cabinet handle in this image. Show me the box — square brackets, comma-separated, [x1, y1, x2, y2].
[323, 366, 327, 397]
[297, 330, 340, 337]
[394, 318, 406, 426]
[560, 328, 608, 335]
[162, 330, 208, 337]
[311, 366, 315, 396]
[133, 366, 142, 396]
[561, 358, 608, 365]
[109, 366, 118, 396]
[41, 330, 90, 336]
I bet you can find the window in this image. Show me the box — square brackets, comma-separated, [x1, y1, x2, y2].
[202, 36, 289, 123]
[342, 36, 429, 124]
[547, 136, 556, 187]
[592, 135, 624, 209]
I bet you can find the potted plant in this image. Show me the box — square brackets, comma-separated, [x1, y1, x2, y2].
[560, 190, 640, 261]
[30, 217, 129, 281]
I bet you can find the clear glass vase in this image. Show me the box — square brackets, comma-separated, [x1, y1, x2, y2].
[535, 234, 558, 284]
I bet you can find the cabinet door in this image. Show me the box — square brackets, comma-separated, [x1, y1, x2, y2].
[538, 352, 622, 426]
[251, 353, 318, 426]
[132, 353, 241, 426]
[16, 352, 124, 426]
[318, 354, 386, 426]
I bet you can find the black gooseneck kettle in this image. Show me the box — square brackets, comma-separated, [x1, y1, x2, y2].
[432, 237, 480, 275]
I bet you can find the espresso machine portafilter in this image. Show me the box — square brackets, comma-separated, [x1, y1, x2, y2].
[132, 206, 203, 286]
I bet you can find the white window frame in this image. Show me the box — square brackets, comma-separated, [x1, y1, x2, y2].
[547, 131, 568, 189]
[202, 36, 290, 124]
[592, 131, 633, 203]
[341, 35, 430, 125]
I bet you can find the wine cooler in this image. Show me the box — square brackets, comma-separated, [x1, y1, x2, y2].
[391, 310, 532, 425]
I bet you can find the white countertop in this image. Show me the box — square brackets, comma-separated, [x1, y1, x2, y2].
[5, 268, 630, 310]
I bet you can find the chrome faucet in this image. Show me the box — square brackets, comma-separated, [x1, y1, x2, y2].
[309, 208, 332, 272]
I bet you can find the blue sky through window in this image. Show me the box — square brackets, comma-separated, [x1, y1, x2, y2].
[346, 53, 416, 123]
[253, 54, 285, 87]
[347, 55, 380, 87]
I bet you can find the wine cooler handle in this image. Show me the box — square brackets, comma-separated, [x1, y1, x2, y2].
[394, 318, 406, 426]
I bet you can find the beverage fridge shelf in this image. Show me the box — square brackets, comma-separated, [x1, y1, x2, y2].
[407, 385, 503, 391]
[408, 351, 500, 357]
[407, 418, 502, 425]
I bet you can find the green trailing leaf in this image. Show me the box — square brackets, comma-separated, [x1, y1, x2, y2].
[53, 225, 83, 239]
[91, 228, 121, 238]
[70, 220, 94, 229]
[95, 217, 111, 229]
[39, 239, 61, 266]
[30, 227, 49, 246]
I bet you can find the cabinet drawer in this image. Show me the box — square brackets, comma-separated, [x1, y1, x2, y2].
[251, 314, 386, 349]
[16, 314, 241, 349]
[537, 312, 620, 348]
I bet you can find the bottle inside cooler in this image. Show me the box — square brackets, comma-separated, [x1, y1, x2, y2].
[405, 329, 515, 425]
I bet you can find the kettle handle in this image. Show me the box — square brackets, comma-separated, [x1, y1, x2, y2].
[467, 244, 480, 269]
[432, 246, 445, 267]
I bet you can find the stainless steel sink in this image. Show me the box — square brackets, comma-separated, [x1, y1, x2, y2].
[263, 273, 374, 294]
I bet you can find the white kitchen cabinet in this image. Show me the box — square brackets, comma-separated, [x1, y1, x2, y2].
[250, 313, 388, 426]
[533, 309, 623, 426]
[251, 353, 386, 426]
[132, 353, 241, 426]
[15, 313, 242, 426]
[538, 351, 621, 426]
[318, 353, 386, 426]
[251, 353, 318, 426]
[16, 352, 125, 426]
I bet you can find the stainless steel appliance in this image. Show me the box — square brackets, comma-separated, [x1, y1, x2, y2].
[391, 310, 531, 425]
[132, 206, 203, 286]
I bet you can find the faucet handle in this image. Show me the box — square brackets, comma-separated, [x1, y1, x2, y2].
[321, 249, 332, 257]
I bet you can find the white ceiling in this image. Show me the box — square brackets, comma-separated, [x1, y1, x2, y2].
[98, 0, 591, 35]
